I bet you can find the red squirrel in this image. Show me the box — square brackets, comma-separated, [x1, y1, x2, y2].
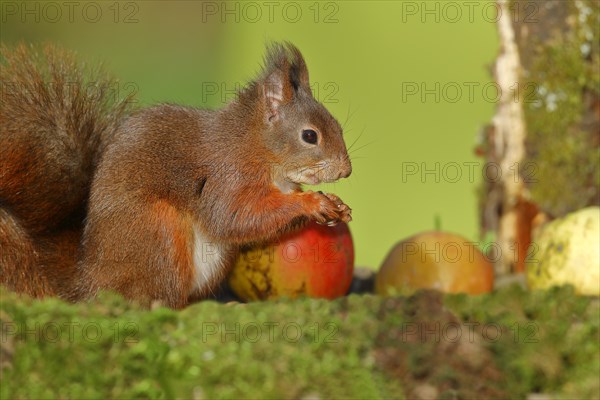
[0, 42, 352, 308]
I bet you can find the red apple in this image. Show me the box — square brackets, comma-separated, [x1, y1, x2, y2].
[228, 221, 354, 301]
[376, 231, 494, 295]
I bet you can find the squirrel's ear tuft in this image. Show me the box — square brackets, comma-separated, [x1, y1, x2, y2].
[259, 42, 310, 122]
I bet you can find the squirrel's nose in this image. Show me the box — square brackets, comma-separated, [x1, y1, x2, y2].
[338, 162, 352, 179]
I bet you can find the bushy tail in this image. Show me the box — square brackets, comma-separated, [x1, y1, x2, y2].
[0, 43, 131, 297]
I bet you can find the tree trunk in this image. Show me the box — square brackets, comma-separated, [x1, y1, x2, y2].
[481, 0, 599, 278]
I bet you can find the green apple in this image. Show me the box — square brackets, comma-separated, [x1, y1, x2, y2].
[527, 207, 600, 296]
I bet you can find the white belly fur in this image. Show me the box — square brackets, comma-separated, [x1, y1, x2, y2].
[191, 225, 231, 295]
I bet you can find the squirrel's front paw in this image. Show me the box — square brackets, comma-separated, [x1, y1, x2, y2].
[321, 192, 352, 225]
[303, 191, 352, 226]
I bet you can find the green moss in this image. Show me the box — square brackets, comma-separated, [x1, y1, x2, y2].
[444, 285, 599, 397]
[1, 286, 598, 399]
[520, 0, 600, 216]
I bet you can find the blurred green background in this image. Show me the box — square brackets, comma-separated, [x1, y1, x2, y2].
[1, 0, 498, 268]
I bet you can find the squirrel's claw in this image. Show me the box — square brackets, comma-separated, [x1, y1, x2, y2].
[311, 191, 352, 226]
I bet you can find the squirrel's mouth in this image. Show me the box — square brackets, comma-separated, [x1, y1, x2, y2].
[287, 162, 336, 186]
[302, 173, 322, 185]
[287, 175, 321, 186]
[287, 169, 324, 186]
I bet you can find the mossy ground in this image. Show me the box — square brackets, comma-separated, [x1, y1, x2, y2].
[1, 285, 598, 399]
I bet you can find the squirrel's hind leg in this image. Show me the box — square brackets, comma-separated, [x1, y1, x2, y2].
[78, 199, 199, 308]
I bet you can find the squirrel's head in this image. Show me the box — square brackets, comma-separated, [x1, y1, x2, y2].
[245, 42, 352, 190]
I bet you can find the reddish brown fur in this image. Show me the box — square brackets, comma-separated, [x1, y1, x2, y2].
[0, 44, 130, 297]
[36, 228, 81, 296]
[1, 42, 351, 308]
[0, 211, 81, 298]
[0, 209, 53, 297]
[0, 44, 129, 234]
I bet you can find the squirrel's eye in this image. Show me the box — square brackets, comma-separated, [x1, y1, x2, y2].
[301, 129, 318, 145]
